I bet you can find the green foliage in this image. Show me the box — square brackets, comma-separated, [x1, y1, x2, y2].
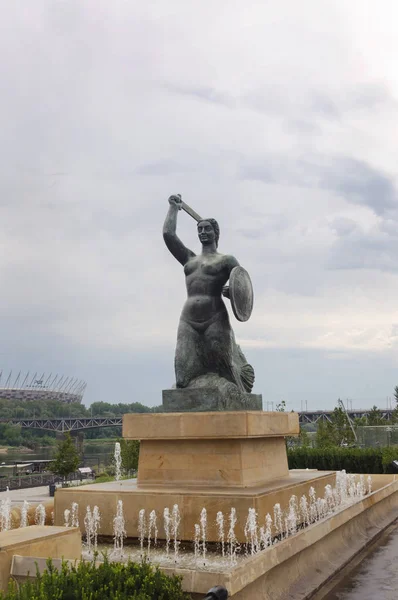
[0, 424, 23, 447]
[394, 386, 398, 405]
[367, 405, 384, 426]
[89, 402, 152, 416]
[50, 433, 80, 479]
[287, 446, 398, 473]
[275, 400, 286, 412]
[0, 557, 190, 600]
[315, 406, 356, 448]
[119, 439, 140, 474]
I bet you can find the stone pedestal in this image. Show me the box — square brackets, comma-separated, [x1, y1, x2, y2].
[124, 412, 297, 488]
[162, 388, 262, 412]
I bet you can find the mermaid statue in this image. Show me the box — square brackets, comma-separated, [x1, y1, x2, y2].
[163, 195, 259, 409]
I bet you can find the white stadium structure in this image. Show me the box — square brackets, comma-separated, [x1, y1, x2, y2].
[0, 371, 86, 404]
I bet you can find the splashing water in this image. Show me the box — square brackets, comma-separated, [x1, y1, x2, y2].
[367, 475, 372, 494]
[0, 498, 11, 531]
[114, 442, 122, 482]
[273, 503, 283, 539]
[35, 504, 46, 526]
[259, 513, 272, 549]
[244, 508, 259, 555]
[300, 495, 310, 527]
[101, 470, 371, 568]
[83, 505, 101, 557]
[163, 508, 171, 556]
[171, 504, 181, 562]
[20, 501, 29, 528]
[227, 507, 238, 565]
[286, 495, 298, 536]
[84, 506, 94, 555]
[309, 487, 317, 523]
[148, 510, 158, 555]
[216, 511, 225, 557]
[200, 508, 207, 562]
[138, 509, 146, 555]
[113, 500, 126, 557]
[92, 506, 101, 551]
[194, 523, 201, 560]
[71, 502, 79, 528]
[64, 509, 71, 527]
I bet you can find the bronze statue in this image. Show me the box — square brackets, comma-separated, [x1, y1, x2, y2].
[163, 195, 255, 403]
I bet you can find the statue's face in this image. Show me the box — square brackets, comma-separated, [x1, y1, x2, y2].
[197, 221, 216, 245]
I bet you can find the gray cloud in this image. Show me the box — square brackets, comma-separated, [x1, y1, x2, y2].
[241, 155, 398, 215]
[1, 1, 398, 410]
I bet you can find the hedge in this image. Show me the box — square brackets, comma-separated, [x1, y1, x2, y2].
[0, 557, 191, 600]
[287, 446, 398, 474]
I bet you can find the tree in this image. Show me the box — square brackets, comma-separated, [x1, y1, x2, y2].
[315, 405, 356, 448]
[50, 433, 80, 480]
[367, 405, 384, 426]
[394, 386, 398, 405]
[276, 400, 286, 412]
[119, 439, 140, 475]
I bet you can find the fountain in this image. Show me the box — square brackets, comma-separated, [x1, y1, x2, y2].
[64, 509, 71, 527]
[147, 509, 158, 555]
[112, 500, 126, 558]
[114, 442, 122, 482]
[70, 502, 79, 528]
[216, 511, 225, 557]
[0, 498, 11, 532]
[83, 505, 101, 557]
[34, 504, 46, 527]
[20, 501, 29, 528]
[138, 508, 146, 555]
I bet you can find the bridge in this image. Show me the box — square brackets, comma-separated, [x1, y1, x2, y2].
[298, 408, 394, 425]
[0, 416, 123, 433]
[0, 408, 394, 432]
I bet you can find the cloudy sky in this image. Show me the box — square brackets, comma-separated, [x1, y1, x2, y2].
[1, 1, 398, 411]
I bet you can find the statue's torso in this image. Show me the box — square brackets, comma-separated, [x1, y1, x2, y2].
[182, 253, 232, 323]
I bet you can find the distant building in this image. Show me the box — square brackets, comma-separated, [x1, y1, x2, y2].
[0, 371, 86, 404]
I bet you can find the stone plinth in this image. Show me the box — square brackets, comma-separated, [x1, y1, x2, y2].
[122, 412, 297, 488]
[123, 411, 298, 489]
[0, 526, 81, 592]
[162, 388, 262, 412]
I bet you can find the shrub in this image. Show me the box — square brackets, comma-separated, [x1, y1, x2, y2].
[287, 446, 398, 473]
[0, 557, 191, 600]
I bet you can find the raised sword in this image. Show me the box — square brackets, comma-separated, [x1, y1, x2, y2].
[176, 194, 203, 222]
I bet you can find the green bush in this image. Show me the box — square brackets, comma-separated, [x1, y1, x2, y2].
[287, 446, 398, 473]
[0, 557, 191, 600]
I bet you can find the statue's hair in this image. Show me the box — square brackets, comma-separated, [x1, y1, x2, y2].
[198, 218, 220, 247]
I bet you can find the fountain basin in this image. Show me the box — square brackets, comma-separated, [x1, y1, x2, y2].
[11, 476, 398, 599]
[54, 470, 336, 542]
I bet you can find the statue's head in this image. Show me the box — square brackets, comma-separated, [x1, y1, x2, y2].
[197, 218, 220, 247]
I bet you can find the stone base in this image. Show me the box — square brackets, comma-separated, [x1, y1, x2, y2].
[0, 526, 81, 592]
[162, 388, 262, 412]
[54, 470, 335, 543]
[123, 411, 298, 488]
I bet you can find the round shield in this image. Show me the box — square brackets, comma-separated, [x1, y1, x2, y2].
[229, 266, 254, 322]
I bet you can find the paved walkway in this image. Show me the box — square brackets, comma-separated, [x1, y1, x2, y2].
[0, 485, 53, 506]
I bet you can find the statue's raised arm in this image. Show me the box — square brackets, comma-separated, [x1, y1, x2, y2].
[163, 195, 195, 266]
